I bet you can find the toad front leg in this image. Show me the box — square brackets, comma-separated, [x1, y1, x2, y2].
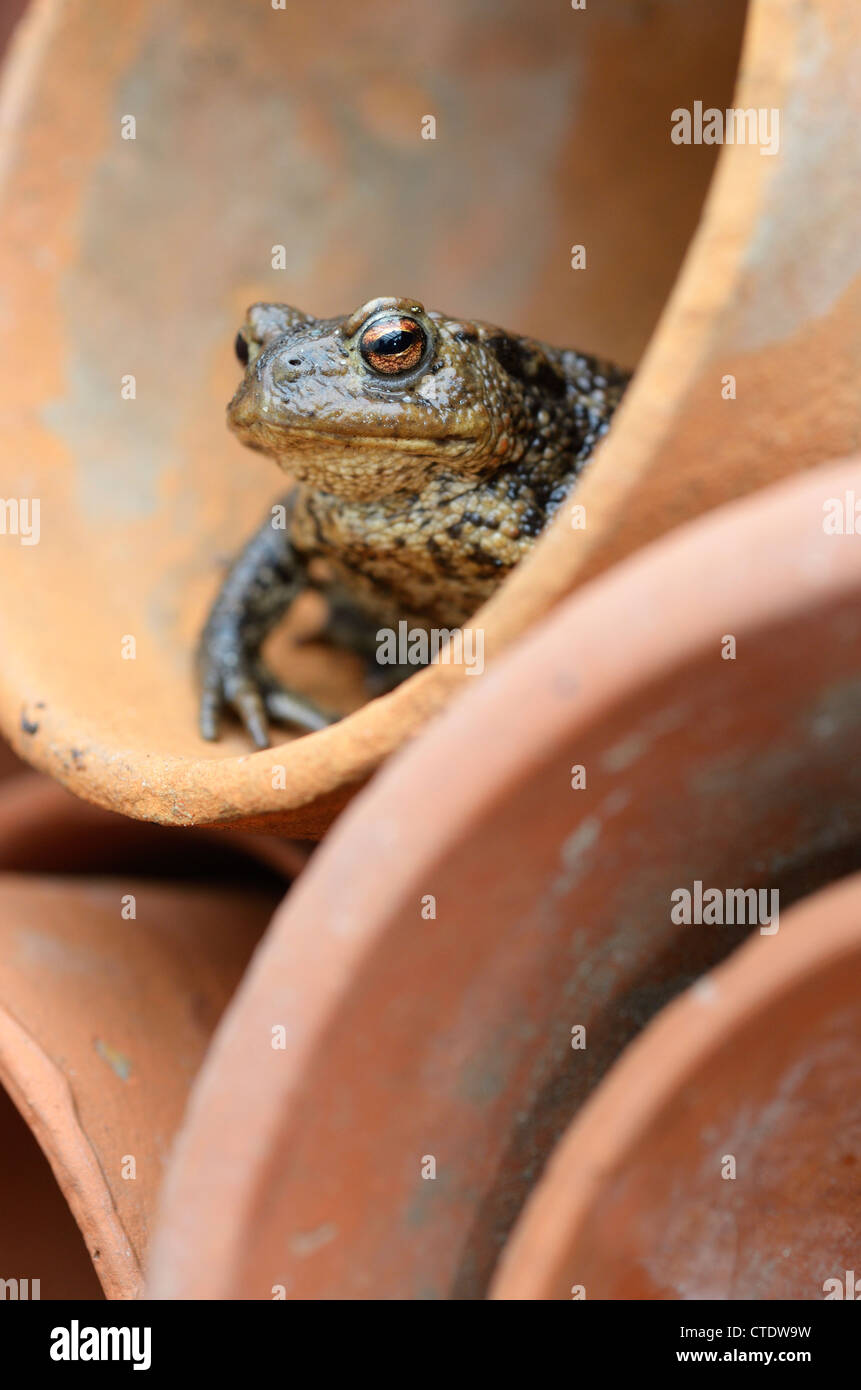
[197, 490, 335, 748]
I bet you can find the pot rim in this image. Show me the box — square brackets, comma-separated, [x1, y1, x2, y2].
[490, 871, 861, 1299]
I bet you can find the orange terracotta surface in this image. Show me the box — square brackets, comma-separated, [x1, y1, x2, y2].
[0, 0, 757, 833]
[0, 1084, 103, 1299]
[148, 457, 861, 1299]
[0, 770, 311, 879]
[491, 873, 861, 1300]
[0, 773, 283, 1299]
[506, 0, 861, 611]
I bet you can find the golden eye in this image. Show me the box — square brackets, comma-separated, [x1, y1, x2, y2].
[359, 316, 428, 376]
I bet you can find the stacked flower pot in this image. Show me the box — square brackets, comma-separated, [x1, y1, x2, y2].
[0, 0, 858, 1299]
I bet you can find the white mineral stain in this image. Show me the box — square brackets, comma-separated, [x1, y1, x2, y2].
[289, 1222, 338, 1257]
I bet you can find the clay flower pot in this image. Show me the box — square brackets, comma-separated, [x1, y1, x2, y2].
[0, 1085, 103, 1299]
[0, 773, 287, 1298]
[0, 771, 310, 880]
[148, 457, 861, 1299]
[0, 735, 23, 785]
[5, 0, 858, 835]
[491, 871, 861, 1300]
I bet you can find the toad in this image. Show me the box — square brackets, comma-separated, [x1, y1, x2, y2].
[198, 296, 630, 747]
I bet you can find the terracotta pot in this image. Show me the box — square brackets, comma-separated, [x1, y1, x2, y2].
[11, 0, 848, 836]
[0, 1084, 103, 1299]
[0, 773, 285, 1299]
[0, 0, 27, 56]
[491, 872, 861, 1300]
[0, 733, 23, 784]
[0, 771, 311, 880]
[147, 457, 861, 1299]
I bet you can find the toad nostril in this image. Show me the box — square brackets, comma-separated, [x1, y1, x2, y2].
[288, 357, 302, 367]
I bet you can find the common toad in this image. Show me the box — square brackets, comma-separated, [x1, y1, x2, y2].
[198, 296, 630, 747]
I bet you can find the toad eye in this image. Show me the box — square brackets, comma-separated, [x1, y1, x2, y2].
[234, 332, 249, 366]
[359, 316, 428, 377]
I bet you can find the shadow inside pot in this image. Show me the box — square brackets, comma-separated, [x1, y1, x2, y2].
[0, 1086, 103, 1300]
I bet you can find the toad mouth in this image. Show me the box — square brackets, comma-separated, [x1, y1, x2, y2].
[228, 420, 478, 454]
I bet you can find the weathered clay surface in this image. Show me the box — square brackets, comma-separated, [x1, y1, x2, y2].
[147, 458, 861, 1299]
[491, 873, 861, 1300]
[499, 0, 861, 611]
[0, 771, 311, 879]
[0, 772, 283, 1298]
[0, 1084, 104, 1299]
[0, 0, 754, 833]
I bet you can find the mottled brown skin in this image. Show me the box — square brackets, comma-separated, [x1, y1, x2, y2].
[198, 296, 630, 747]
